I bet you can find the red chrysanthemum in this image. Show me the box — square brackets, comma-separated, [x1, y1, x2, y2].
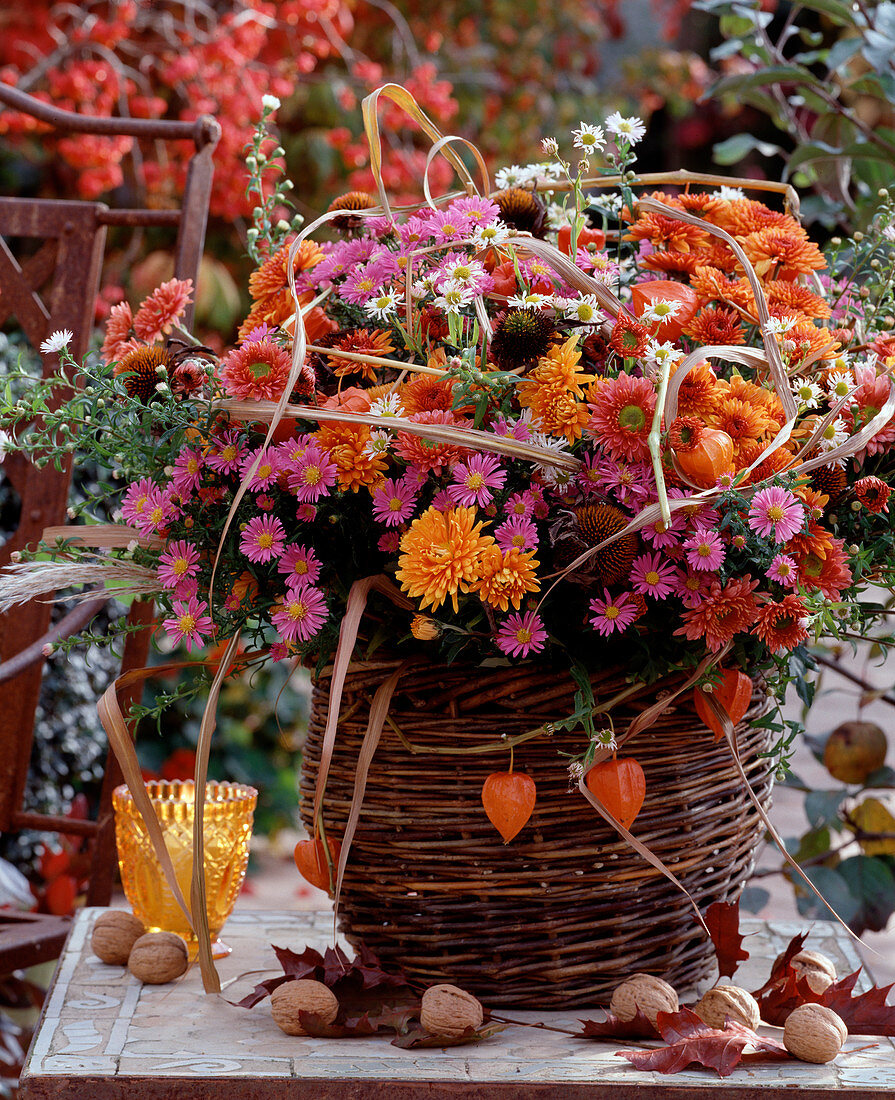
[752, 594, 809, 653]
[587, 373, 657, 462]
[218, 338, 296, 402]
[675, 575, 759, 651]
[683, 305, 746, 346]
[855, 476, 891, 514]
[395, 409, 469, 473]
[101, 300, 134, 364]
[608, 313, 650, 359]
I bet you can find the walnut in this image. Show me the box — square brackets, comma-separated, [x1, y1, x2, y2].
[127, 932, 189, 984]
[791, 949, 837, 994]
[90, 911, 145, 966]
[270, 980, 339, 1036]
[420, 984, 484, 1037]
[694, 984, 760, 1030]
[783, 1003, 848, 1063]
[609, 974, 678, 1026]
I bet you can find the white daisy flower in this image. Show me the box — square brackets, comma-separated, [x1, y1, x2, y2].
[369, 393, 405, 418]
[638, 298, 681, 326]
[435, 280, 475, 315]
[564, 295, 602, 325]
[819, 417, 849, 451]
[712, 185, 746, 201]
[883, 224, 895, 243]
[39, 329, 74, 354]
[261, 94, 281, 111]
[792, 379, 823, 409]
[644, 340, 678, 370]
[364, 430, 392, 458]
[364, 290, 400, 320]
[571, 122, 606, 154]
[441, 258, 486, 287]
[763, 315, 799, 337]
[541, 137, 559, 157]
[0, 429, 12, 462]
[470, 221, 511, 249]
[604, 112, 646, 144]
[507, 292, 551, 311]
[495, 164, 536, 189]
[825, 369, 855, 399]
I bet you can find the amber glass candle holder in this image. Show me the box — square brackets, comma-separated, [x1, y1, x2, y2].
[113, 780, 257, 958]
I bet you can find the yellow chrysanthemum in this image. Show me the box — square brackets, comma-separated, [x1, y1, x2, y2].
[397, 507, 495, 612]
[471, 545, 540, 612]
[517, 334, 593, 442]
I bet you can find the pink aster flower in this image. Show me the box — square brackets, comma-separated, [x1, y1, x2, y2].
[163, 596, 214, 652]
[339, 263, 385, 306]
[271, 583, 327, 643]
[494, 610, 548, 658]
[278, 544, 321, 588]
[269, 641, 293, 662]
[427, 207, 471, 244]
[206, 430, 248, 474]
[134, 485, 174, 537]
[372, 478, 419, 526]
[505, 490, 536, 519]
[495, 515, 539, 552]
[672, 568, 715, 609]
[132, 278, 193, 343]
[378, 529, 403, 553]
[121, 477, 158, 527]
[766, 553, 800, 589]
[241, 446, 281, 491]
[588, 589, 638, 636]
[171, 447, 204, 497]
[598, 457, 654, 507]
[630, 552, 679, 599]
[748, 486, 805, 543]
[296, 503, 317, 522]
[277, 433, 313, 467]
[157, 539, 201, 590]
[287, 445, 338, 503]
[683, 527, 726, 572]
[448, 453, 507, 508]
[639, 509, 686, 550]
[239, 515, 286, 563]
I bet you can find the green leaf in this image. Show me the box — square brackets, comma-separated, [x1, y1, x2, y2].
[837, 855, 895, 932]
[713, 133, 783, 166]
[795, 866, 860, 925]
[797, 0, 859, 26]
[710, 64, 829, 99]
[804, 787, 847, 829]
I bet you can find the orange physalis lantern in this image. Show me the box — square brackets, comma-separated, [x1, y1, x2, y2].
[630, 279, 699, 343]
[557, 224, 606, 257]
[694, 669, 754, 742]
[293, 837, 342, 892]
[481, 771, 537, 843]
[675, 427, 734, 488]
[585, 757, 646, 830]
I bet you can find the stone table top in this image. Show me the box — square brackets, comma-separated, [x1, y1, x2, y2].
[19, 907, 895, 1099]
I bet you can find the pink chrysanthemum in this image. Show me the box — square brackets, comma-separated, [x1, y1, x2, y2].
[495, 515, 538, 552]
[372, 478, 418, 526]
[287, 445, 338, 503]
[163, 596, 214, 652]
[630, 551, 679, 599]
[239, 515, 286, 563]
[271, 583, 328, 643]
[766, 553, 800, 589]
[278, 544, 321, 588]
[588, 588, 638, 636]
[748, 486, 805, 543]
[157, 539, 201, 590]
[206, 430, 248, 474]
[100, 301, 134, 364]
[494, 610, 548, 658]
[587, 373, 657, 462]
[683, 527, 726, 572]
[121, 477, 158, 527]
[133, 278, 193, 343]
[219, 338, 293, 402]
[241, 446, 281, 491]
[448, 453, 507, 508]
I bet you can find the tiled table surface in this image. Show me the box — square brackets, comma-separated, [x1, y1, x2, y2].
[19, 908, 895, 1098]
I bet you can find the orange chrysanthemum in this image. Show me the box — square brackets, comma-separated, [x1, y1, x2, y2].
[397, 506, 495, 612]
[675, 575, 759, 651]
[471, 545, 540, 612]
[765, 281, 832, 320]
[683, 305, 746, 346]
[316, 420, 387, 491]
[401, 374, 457, 414]
[689, 267, 756, 313]
[625, 213, 711, 253]
[712, 198, 794, 237]
[395, 409, 468, 472]
[101, 300, 134, 364]
[314, 328, 395, 382]
[720, 374, 786, 432]
[132, 278, 193, 343]
[609, 313, 650, 358]
[517, 334, 594, 442]
[644, 244, 738, 277]
[248, 239, 323, 302]
[673, 359, 721, 420]
[779, 315, 841, 365]
[752, 594, 809, 653]
[739, 226, 826, 278]
[219, 338, 295, 402]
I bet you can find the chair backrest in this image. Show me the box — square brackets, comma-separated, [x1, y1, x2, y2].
[0, 86, 220, 924]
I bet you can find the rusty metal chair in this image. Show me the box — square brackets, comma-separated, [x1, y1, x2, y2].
[0, 85, 220, 968]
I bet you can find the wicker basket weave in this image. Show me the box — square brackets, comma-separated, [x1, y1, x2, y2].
[299, 658, 774, 1008]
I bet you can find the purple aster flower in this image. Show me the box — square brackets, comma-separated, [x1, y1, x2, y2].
[163, 596, 214, 652]
[239, 515, 286, 563]
[157, 539, 201, 590]
[588, 589, 637, 636]
[171, 446, 204, 497]
[766, 553, 800, 589]
[494, 611, 548, 658]
[495, 515, 539, 552]
[271, 583, 327, 643]
[448, 452, 507, 508]
[683, 527, 726, 572]
[240, 446, 281, 491]
[206, 430, 248, 475]
[121, 477, 158, 527]
[372, 478, 419, 526]
[287, 445, 338, 503]
[630, 551, 679, 599]
[672, 568, 715, 609]
[278, 544, 321, 588]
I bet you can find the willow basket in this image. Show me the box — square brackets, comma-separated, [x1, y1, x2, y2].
[299, 659, 774, 1008]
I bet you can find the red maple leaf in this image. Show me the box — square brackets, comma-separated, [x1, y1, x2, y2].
[618, 1007, 789, 1077]
[704, 900, 749, 978]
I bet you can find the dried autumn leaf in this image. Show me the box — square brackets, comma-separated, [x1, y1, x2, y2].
[618, 1007, 789, 1077]
[849, 797, 895, 857]
[704, 900, 749, 978]
[578, 1009, 660, 1039]
[391, 1020, 508, 1048]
